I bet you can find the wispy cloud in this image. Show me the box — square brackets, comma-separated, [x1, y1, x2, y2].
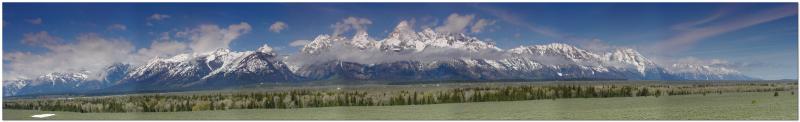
[474, 5, 563, 38]
[269, 21, 288, 33]
[471, 19, 496, 33]
[146, 13, 172, 26]
[147, 13, 171, 21]
[107, 24, 127, 31]
[289, 40, 311, 47]
[26, 18, 42, 25]
[654, 5, 797, 53]
[670, 5, 737, 31]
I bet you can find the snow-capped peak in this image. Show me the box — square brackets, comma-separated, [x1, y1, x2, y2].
[301, 34, 347, 54]
[606, 48, 655, 74]
[3, 80, 29, 90]
[349, 31, 375, 49]
[510, 43, 602, 60]
[380, 21, 424, 52]
[387, 20, 417, 40]
[35, 72, 90, 86]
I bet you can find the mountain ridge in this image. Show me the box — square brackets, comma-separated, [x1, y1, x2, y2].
[2, 23, 756, 97]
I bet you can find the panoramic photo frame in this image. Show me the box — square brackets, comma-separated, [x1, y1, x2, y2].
[1, 2, 798, 120]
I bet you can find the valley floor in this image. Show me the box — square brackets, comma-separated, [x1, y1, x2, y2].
[3, 91, 797, 120]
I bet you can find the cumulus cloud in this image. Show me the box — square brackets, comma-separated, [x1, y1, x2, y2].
[331, 17, 372, 36]
[4, 33, 136, 80]
[471, 19, 496, 33]
[289, 40, 311, 47]
[176, 22, 252, 53]
[27, 18, 42, 25]
[148, 13, 171, 21]
[22, 31, 61, 47]
[107, 24, 127, 31]
[435, 13, 475, 33]
[269, 21, 288, 33]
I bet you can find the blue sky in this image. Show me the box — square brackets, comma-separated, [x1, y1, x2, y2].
[3, 3, 797, 80]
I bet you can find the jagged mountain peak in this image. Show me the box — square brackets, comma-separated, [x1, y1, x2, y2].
[303, 24, 500, 54]
[301, 34, 347, 54]
[510, 43, 602, 61]
[608, 48, 655, 65]
[389, 20, 416, 38]
[605, 48, 655, 75]
[533, 43, 581, 51]
[349, 31, 375, 49]
[510, 43, 576, 53]
[383, 21, 422, 45]
[3, 40, 757, 97]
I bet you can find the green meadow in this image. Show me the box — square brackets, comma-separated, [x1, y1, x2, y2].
[5, 91, 796, 120]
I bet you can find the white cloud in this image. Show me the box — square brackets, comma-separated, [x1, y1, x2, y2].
[148, 13, 171, 21]
[289, 40, 311, 47]
[177, 22, 252, 53]
[27, 18, 42, 25]
[435, 13, 475, 33]
[269, 21, 288, 33]
[471, 19, 496, 33]
[4, 33, 136, 80]
[331, 17, 372, 36]
[107, 24, 127, 31]
[22, 31, 61, 47]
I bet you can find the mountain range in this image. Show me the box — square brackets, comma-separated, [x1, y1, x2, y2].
[2, 21, 755, 97]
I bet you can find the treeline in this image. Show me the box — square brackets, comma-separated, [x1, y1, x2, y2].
[4, 83, 794, 113]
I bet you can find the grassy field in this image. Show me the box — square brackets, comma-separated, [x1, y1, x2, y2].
[3, 91, 797, 120]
